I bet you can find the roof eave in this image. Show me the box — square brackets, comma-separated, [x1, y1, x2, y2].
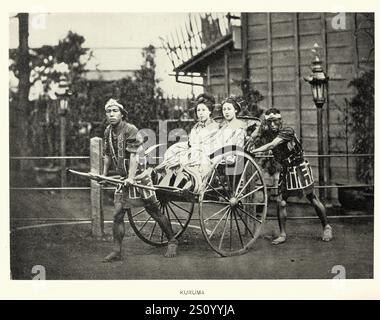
[174, 34, 233, 73]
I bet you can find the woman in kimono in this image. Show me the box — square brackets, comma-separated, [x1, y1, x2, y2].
[136, 94, 219, 191]
[177, 95, 250, 191]
[156, 93, 219, 172]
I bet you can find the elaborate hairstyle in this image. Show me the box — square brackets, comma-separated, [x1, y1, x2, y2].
[194, 93, 216, 113]
[221, 95, 246, 114]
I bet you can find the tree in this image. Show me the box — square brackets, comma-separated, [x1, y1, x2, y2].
[346, 70, 374, 185]
[12, 13, 31, 159]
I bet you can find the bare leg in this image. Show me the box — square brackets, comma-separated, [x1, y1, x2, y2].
[272, 194, 287, 245]
[103, 203, 126, 262]
[306, 192, 332, 241]
[145, 201, 178, 258]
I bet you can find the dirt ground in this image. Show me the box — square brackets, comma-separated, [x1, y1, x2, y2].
[9, 190, 373, 279]
[10, 217, 373, 280]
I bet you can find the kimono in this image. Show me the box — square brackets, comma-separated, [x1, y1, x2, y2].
[161, 118, 219, 169]
[104, 121, 154, 207]
[268, 127, 314, 198]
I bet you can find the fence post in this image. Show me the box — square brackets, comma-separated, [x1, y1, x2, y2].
[90, 137, 104, 238]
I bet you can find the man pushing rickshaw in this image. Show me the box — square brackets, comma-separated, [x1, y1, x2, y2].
[71, 94, 332, 260]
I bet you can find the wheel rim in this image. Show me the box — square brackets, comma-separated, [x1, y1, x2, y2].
[127, 199, 194, 247]
[199, 150, 267, 256]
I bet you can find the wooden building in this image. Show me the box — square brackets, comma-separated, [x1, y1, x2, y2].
[174, 12, 374, 185]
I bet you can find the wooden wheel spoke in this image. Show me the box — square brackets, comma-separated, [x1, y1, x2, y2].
[229, 206, 233, 250]
[138, 216, 152, 233]
[215, 164, 232, 199]
[167, 202, 185, 229]
[238, 185, 264, 202]
[204, 168, 216, 193]
[236, 170, 258, 198]
[234, 161, 249, 196]
[208, 208, 230, 240]
[206, 183, 230, 202]
[204, 186, 224, 193]
[149, 222, 158, 240]
[236, 205, 262, 224]
[170, 201, 192, 215]
[204, 205, 230, 222]
[232, 209, 244, 248]
[225, 162, 232, 198]
[163, 205, 172, 225]
[132, 208, 146, 218]
[202, 200, 230, 205]
[218, 208, 231, 250]
[232, 158, 238, 193]
[199, 150, 268, 256]
[235, 209, 255, 238]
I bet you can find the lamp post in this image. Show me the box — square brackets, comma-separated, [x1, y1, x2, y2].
[56, 74, 72, 187]
[304, 46, 328, 200]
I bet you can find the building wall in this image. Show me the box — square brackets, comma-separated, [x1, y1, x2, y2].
[246, 12, 374, 184]
[204, 47, 243, 101]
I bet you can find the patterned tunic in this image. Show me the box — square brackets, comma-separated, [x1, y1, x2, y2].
[268, 127, 315, 197]
[103, 121, 143, 177]
[104, 121, 157, 208]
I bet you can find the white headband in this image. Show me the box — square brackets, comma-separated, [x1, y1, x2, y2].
[264, 113, 282, 120]
[105, 99, 124, 111]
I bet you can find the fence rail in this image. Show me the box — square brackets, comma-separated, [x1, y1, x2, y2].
[9, 154, 374, 160]
[10, 140, 374, 236]
[10, 184, 374, 191]
[10, 156, 90, 160]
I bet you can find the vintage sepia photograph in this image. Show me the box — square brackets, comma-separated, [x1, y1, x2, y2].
[8, 11, 374, 282]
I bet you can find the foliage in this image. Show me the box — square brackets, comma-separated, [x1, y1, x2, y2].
[240, 79, 264, 117]
[10, 31, 165, 158]
[80, 45, 166, 140]
[346, 70, 374, 184]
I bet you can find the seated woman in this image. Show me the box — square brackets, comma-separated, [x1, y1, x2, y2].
[172, 95, 250, 192]
[158, 93, 219, 172]
[214, 95, 247, 150]
[135, 94, 218, 192]
[136, 95, 254, 194]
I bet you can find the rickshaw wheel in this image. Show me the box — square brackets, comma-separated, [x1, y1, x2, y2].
[199, 149, 267, 257]
[127, 197, 194, 247]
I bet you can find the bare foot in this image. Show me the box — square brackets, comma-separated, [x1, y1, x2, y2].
[164, 239, 178, 258]
[102, 251, 122, 263]
[322, 225, 333, 242]
[271, 235, 287, 245]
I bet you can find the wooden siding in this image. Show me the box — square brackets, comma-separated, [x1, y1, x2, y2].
[247, 12, 373, 183]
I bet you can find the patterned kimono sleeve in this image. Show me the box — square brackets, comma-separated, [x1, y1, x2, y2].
[278, 127, 295, 142]
[234, 128, 247, 148]
[125, 124, 144, 153]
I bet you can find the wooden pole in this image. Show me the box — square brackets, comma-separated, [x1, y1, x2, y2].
[60, 108, 67, 187]
[241, 13, 249, 81]
[90, 137, 104, 238]
[317, 107, 325, 200]
[17, 13, 31, 170]
[224, 48, 230, 96]
[207, 65, 211, 92]
[320, 13, 330, 202]
[293, 13, 302, 139]
[266, 13, 273, 108]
